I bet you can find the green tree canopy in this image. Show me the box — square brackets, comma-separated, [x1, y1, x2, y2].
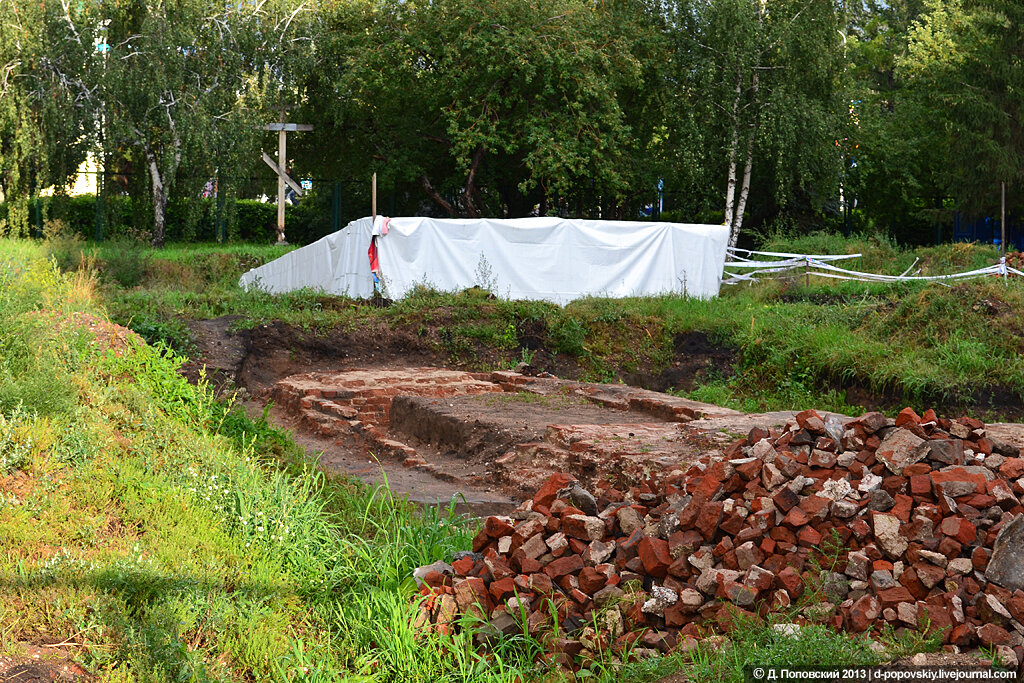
[307, 0, 661, 218]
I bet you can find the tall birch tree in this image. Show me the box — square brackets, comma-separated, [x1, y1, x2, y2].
[668, 0, 846, 246]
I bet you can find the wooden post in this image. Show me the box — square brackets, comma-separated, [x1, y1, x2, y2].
[258, 121, 313, 245]
[277, 126, 287, 244]
[372, 172, 377, 222]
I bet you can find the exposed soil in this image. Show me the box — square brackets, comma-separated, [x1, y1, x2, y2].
[389, 392, 669, 471]
[189, 316, 739, 399]
[842, 381, 1024, 422]
[179, 316, 758, 512]
[180, 315, 1024, 517]
[0, 644, 92, 682]
[622, 331, 735, 392]
[250, 399, 519, 517]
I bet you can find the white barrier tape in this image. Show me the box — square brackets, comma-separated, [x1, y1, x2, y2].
[899, 258, 920, 278]
[723, 261, 1021, 286]
[723, 265, 801, 283]
[722, 249, 1022, 286]
[808, 259, 1002, 282]
[724, 258, 808, 268]
[726, 248, 862, 261]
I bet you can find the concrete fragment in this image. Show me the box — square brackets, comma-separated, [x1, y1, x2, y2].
[873, 513, 908, 559]
[875, 428, 926, 475]
[616, 506, 644, 535]
[986, 515, 1024, 591]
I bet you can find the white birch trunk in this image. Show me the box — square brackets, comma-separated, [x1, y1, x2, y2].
[147, 152, 167, 248]
[727, 0, 766, 249]
[723, 69, 744, 232]
[730, 69, 760, 249]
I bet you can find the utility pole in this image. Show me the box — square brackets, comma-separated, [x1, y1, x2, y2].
[259, 116, 313, 244]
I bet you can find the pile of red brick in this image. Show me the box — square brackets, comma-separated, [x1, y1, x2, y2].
[413, 408, 1024, 668]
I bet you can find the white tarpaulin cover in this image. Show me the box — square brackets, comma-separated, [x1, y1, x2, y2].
[239, 216, 730, 303]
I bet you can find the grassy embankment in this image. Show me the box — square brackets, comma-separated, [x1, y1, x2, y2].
[50, 231, 1024, 419]
[0, 240, 942, 680]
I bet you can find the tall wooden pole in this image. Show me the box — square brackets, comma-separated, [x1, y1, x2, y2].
[277, 126, 287, 244]
[1001, 180, 1006, 254]
[372, 172, 377, 222]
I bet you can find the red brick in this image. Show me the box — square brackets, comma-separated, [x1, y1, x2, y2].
[939, 516, 977, 545]
[918, 602, 952, 641]
[519, 557, 542, 574]
[544, 555, 583, 580]
[736, 458, 763, 481]
[999, 458, 1024, 479]
[772, 488, 800, 513]
[529, 572, 553, 594]
[930, 468, 988, 496]
[533, 472, 576, 508]
[796, 409, 824, 430]
[489, 577, 517, 602]
[721, 510, 746, 536]
[777, 566, 804, 598]
[799, 495, 830, 519]
[798, 526, 822, 547]
[452, 557, 475, 576]
[972, 547, 990, 571]
[899, 567, 929, 601]
[638, 537, 672, 578]
[695, 501, 724, 541]
[483, 518, 516, 540]
[472, 528, 492, 553]
[910, 474, 932, 497]
[783, 506, 811, 528]
[578, 566, 607, 594]
[1004, 594, 1024, 624]
[936, 536, 962, 559]
[891, 494, 914, 523]
[847, 594, 881, 632]
[977, 623, 1012, 648]
[877, 586, 915, 608]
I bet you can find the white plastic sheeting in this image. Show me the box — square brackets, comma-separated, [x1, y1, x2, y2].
[239, 216, 730, 303]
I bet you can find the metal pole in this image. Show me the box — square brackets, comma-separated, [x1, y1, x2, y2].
[276, 128, 287, 244]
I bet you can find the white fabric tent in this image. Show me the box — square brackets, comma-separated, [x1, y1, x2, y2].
[239, 216, 730, 303]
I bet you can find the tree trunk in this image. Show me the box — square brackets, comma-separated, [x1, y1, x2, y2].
[727, 0, 765, 249]
[461, 145, 485, 218]
[723, 67, 744, 233]
[730, 68, 760, 249]
[147, 152, 167, 248]
[730, 129, 755, 248]
[420, 174, 455, 217]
